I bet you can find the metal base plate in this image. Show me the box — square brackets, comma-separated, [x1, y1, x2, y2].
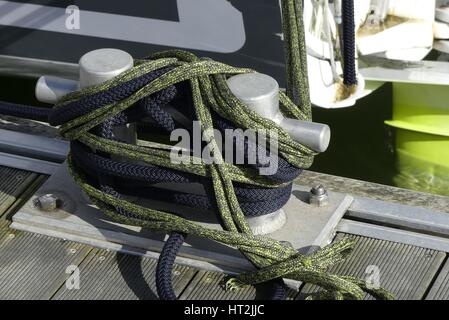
[11, 162, 353, 277]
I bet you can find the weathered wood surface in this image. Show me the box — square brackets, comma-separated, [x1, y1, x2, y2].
[1, 163, 449, 300]
[54, 249, 197, 300]
[0, 219, 91, 299]
[426, 260, 449, 300]
[180, 270, 256, 300]
[1, 175, 47, 220]
[298, 171, 449, 214]
[0, 166, 38, 219]
[179, 270, 298, 300]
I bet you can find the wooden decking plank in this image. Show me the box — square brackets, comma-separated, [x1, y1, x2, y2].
[179, 270, 255, 300]
[0, 228, 91, 299]
[179, 270, 297, 300]
[53, 249, 197, 300]
[0, 219, 10, 234]
[0, 166, 37, 218]
[298, 234, 446, 300]
[425, 259, 449, 300]
[1, 175, 47, 220]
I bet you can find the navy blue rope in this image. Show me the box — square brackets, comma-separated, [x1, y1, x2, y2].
[0, 101, 51, 122]
[342, 0, 357, 86]
[156, 232, 185, 300]
[71, 142, 293, 217]
[49, 67, 174, 126]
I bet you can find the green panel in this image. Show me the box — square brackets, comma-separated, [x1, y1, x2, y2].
[298, 234, 446, 300]
[387, 83, 449, 137]
[53, 249, 197, 300]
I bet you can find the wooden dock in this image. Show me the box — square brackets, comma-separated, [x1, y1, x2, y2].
[1, 162, 449, 300]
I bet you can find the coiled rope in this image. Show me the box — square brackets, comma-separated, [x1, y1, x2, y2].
[0, 0, 392, 300]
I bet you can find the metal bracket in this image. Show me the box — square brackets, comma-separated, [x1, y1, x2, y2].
[0, 129, 68, 174]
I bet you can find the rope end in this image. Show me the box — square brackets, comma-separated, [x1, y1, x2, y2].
[335, 81, 358, 102]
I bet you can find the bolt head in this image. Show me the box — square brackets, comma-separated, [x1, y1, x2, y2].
[366, 14, 381, 28]
[311, 185, 326, 196]
[35, 194, 59, 211]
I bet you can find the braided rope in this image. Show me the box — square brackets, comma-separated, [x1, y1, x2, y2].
[156, 232, 186, 300]
[342, 0, 358, 87]
[51, 0, 392, 300]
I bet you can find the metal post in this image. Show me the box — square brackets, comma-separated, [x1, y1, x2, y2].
[226, 73, 331, 152]
[35, 48, 137, 144]
[78, 48, 136, 144]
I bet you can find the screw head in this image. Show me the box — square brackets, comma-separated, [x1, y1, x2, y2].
[366, 14, 381, 28]
[35, 194, 59, 212]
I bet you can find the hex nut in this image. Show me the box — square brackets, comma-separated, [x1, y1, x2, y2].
[35, 194, 59, 211]
[309, 185, 329, 207]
